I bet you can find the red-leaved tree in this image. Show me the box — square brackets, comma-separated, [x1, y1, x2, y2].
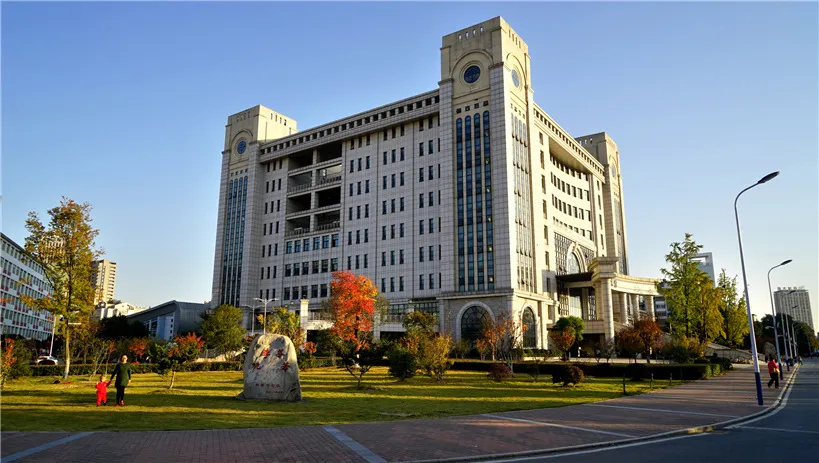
[632, 320, 664, 363]
[327, 271, 380, 352]
[325, 271, 387, 387]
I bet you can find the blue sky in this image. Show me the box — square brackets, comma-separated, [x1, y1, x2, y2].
[2, 2, 817, 328]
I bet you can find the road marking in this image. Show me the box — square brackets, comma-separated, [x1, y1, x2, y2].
[646, 395, 758, 403]
[584, 403, 738, 418]
[735, 425, 819, 435]
[323, 425, 385, 463]
[481, 414, 635, 438]
[481, 433, 710, 462]
[726, 364, 800, 429]
[1, 432, 94, 463]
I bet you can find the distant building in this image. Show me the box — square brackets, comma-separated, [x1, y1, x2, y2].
[96, 301, 147, 319]
[774, 287, 814, 331]
[91, 259, 117, 304]
[693, 252, 715, 284]
[0, 233, 55, 340]
[126, 300, 209, 340]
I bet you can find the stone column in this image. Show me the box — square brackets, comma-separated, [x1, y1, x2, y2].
[580, 288, 590, 321]
[630, 294, 640, 322]
[645, 295, 655, 321]
[613, 291, 628, 323]
[299, 299, 309, 345]
[597, 279, 614, 342]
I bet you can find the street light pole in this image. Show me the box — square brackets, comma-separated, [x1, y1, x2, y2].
[253, 297, 278, 335]
[789, 306, 799, 357]
[734, 171, 779, 406]
[767, 260, 791, 378]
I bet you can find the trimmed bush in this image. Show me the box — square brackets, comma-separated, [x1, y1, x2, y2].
[710, 356, 733, 371]
[387, 347, 417, 381]
[552, 365, 584, 386]
[452, 360, 717, 381]
[487, 363, 513, 382]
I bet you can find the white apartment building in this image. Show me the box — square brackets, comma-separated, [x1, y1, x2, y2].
[91, 259, 117, 304]
[0, 233, 55, 341]
[210, 17, 659, 347]
[774, 287, 814, 332]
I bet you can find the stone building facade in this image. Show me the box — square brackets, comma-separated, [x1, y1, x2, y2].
[210, 17, 658, 347]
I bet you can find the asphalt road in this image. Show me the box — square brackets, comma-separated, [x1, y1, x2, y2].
[497, 359, 819, 463]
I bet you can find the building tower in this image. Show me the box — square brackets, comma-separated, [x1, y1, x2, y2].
[774, 287, 814, 332]
[91, 259, 117, 304]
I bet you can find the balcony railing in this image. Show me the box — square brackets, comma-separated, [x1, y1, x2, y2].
[307, 310, 334, 321]
[284, 221, 340, 238]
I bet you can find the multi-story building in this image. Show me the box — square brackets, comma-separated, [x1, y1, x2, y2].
[126, 300, 209, 340]
[0, 233, 55, 340]
[774, 287, 814, 332]
[91, 259, 117, 304]
[210, 17, 659, 347]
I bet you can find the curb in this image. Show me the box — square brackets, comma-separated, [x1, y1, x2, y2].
[403, 365, 801, 463]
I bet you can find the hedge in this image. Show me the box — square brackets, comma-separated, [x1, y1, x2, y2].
[451, 360, 724, 381]
[29, 362, 244, 377]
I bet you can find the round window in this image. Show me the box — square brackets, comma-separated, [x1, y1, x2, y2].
[463, 65, 481, 84]
[237, 140, 247, 155]
[511, 69, 521, 88]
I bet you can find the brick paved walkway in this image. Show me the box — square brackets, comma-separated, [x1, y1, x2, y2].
[1, 365, 796, 463]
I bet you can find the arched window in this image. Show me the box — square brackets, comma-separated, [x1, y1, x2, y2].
[567, 252, 581, 274]
[522, 308, 536, 348]
[460, 306, 491, 343]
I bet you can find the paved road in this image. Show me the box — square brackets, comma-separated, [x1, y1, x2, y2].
[502, 359, 819, 463]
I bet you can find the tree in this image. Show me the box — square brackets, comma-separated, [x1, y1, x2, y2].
[325, 271, 381, 352]
[593, 338, 616, 364]
[417, 335, 454, 381]
[22, 198, 101, 380]
[615, 328, 642, 362]
[692, 273, 724, 344]
[150, 334, 204, 389]
[553, 316, 585, 357]
[324, 271, 387, 387]
[200, 304, 246, 360]
[662, 335, 703, 364]
[1, 338, 31, 388]
[632, 320, 664, 363]
[659, 233, 707, 338]
[261, 307, 305, 352]
[716, 270, 748, 348]
[481, 313, 525, 371]
[549, 330, 575, 361]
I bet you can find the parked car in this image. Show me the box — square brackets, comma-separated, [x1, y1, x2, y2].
[35, 355, 62, 365]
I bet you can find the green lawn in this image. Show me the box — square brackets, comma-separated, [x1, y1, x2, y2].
[0, 367, 671, 432]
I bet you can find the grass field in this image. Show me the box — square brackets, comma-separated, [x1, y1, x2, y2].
[0, 366, 673, 432]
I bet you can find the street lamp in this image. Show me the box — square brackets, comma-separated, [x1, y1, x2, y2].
[790, 305, 799, 357]
[734, 171, 779, 406]
[767, 259, 791, 378]
[240, 304, 261, 336]
[253, 297, 278, 335]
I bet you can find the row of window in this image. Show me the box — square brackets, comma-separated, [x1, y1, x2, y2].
[348, 180, 371, 196]
[285, 234, 341, 254]
[348, 204, 370, 220]
[220, 175, 248, 307]
[283, 284, 328, 301]
[350, 156, 372, 172]
[265, 178, 283, 193]
[264, 200, 281, 215]
[281, 258, 340, 278]
[262, 95, 441, 154]
[551, 195, 593, 222]
[381, 274, 440, 293]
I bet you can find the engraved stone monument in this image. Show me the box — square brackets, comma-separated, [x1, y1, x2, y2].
[237, 333, 302, 402]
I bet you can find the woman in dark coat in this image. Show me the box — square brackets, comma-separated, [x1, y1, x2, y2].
[110, 355, 132, 407]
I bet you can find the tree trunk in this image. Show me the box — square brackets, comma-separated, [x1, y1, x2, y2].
[169, 370, 176, 389]
[63, 324, 71, 381]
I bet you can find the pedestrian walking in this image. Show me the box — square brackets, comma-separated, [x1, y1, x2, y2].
[94, 375, 109, 406]
[766, 357, 779, 389]
[109, 355, 132, 407]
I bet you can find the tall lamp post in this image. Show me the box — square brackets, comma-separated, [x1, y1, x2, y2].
[790, 305, 799, 357]
[734, 171, 779, 406]
[253, 297, 277, 335]
[767, 259, 791, 378]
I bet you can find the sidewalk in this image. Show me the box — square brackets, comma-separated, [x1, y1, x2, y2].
[0, 365, 798, 463]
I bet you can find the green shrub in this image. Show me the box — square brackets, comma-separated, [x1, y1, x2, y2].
[487, 363, 513, 382]
[552, 365, 584, 386]
[710, 356, 733, 371]
[451, 360, 714, 381]
[626, 363, 648, 381]
[387, 346, 417, 381]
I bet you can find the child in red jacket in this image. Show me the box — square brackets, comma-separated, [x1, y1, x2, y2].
[95, 375, 110, 406]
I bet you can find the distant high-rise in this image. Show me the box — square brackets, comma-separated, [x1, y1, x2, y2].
[693, 252, 715, 284]
[774, 287, 814, 331]
[91, 259, 117, 304]
[1, 233, 55, 340]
